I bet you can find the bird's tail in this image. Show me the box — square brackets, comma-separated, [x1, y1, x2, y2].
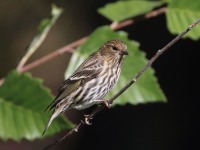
[42, 108, 63, 135]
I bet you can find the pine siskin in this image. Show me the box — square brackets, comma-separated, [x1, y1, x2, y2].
[43, 39, 128, 134]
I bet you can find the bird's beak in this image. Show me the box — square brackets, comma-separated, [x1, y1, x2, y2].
[121, 50, 128, 56]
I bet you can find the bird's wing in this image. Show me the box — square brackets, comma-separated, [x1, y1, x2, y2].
[45, 56, 104, 111]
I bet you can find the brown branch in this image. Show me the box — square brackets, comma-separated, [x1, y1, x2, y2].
[111, 7, 167, 30]
[21, 7, 167, 73]
[20, 37, 87, 72]
[42, 17, 200, 150]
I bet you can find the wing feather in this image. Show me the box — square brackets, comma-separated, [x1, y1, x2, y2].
[45, 54, 104, 111]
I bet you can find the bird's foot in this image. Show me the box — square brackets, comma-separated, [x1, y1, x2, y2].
[81, 114, 92, 125]
[94, 99, 112, 109]
[102, 99, 112, 109]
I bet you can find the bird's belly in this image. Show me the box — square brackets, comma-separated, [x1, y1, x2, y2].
[73, 69, 120, 110]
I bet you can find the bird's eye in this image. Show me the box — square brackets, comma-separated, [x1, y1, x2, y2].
[112, 46, 118, 51]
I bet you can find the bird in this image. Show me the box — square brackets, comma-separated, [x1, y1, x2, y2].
[43, 39, 128, 135]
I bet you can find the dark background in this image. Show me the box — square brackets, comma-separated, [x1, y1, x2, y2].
[0, 1, 199, 150]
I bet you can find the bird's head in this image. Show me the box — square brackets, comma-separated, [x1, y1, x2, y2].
[100, 40, 128, 58]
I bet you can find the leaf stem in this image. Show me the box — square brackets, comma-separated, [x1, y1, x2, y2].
[17, 5, 63, 72]
[42, 17, 200, 150]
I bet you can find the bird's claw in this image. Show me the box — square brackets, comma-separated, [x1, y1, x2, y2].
[81, 115, 92, 125]
[103, 99, 112, 109]
[94, 99, 112, 108]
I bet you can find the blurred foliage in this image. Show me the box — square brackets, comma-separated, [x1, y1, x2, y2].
[0, 71, 73, 141]
[98, 0, 164, 22]
[166, 0, 200, 40]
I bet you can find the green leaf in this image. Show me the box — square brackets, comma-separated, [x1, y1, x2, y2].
[65, 26, 166, 106]
[38, 4, 63, 33]
[166, 0, 200, 40]
[38, 18, 51, 33]
[98, 0, 164, 22]
[0, 71, 73, 141]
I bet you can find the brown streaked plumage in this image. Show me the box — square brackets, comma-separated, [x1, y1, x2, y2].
[43, 39, 128, 135]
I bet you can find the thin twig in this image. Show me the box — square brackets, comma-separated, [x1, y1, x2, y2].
[110, 7, 167, 30]
[42, 17, 200, 150]
[21, 7, 167, 73]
